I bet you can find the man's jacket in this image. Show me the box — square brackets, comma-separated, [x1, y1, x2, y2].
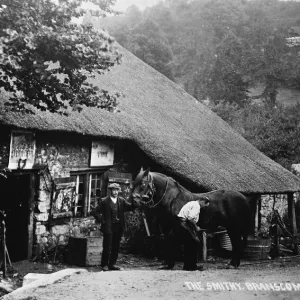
[94, 196, 134, 234]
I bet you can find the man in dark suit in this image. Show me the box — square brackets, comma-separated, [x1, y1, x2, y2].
[95, 183, 134, 271]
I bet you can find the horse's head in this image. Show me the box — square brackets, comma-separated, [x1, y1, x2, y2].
[131, 167, 155, 208]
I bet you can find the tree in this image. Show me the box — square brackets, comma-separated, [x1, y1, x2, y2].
[125, 4, 143, 27]
[0, 0, 121, 114]
[210, 101, 300, 170]
[93, 9, 175, 80]
[186, 0, 251, 106]
[187, 0, 300, 107]
[240, 0, 300, 107]
[125, 19, 174, 79]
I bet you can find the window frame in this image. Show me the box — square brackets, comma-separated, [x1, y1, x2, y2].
[88, 173, 103, 214]
[71, 168, 107, 217]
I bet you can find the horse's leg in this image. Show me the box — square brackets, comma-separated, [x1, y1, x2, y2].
[160, 229, 176, 269]
[183, 237, 199, 270]
[227, 230, 242, 268]
[242, 233, 248, 255]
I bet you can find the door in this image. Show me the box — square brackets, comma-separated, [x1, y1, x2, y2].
[0, 174, 31, 261]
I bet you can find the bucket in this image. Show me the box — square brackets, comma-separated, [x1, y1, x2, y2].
[243, 238, 271, 260]
[219, 232, 232, 251]
[214, 230, 232, 251]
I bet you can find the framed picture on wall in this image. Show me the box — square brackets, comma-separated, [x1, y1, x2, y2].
[90, 141, 114, 167]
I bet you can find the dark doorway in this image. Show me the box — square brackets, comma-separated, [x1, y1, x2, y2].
[0, 174, 31, 261]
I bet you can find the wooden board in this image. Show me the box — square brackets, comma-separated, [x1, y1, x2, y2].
[68, 236, 103, 266]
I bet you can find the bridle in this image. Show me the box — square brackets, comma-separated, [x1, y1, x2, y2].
[138, 173, 169, 209]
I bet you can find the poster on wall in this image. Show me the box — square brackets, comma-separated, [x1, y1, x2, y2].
[52, 181, 76, 216]
[90, 141, 114, 167]
[8, 131, 36, 169]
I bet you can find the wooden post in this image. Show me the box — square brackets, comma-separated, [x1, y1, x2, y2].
[28, 173, 35, 259]
[202, 231, 207, 261]
[1, 220, 6, 278]
[83, 174, 89, 217]
[274, 224, 280, 258]
[5, 246, 12, 267]
[255, 198, 259, 233]
[287, 192, 297, 236]
[142, 212, 151, 237]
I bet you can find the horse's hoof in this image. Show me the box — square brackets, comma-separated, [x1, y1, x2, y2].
[183, 265, 204, 271]
[159, 265, 174, 270]
[225, 264, 236, 269]
[226, 261, 239, 269]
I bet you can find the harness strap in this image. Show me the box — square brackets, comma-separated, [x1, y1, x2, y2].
[149, 177, 169, 209]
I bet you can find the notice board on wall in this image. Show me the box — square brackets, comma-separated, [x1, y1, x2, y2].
[90, 141, 114, 167]
[8, 131, 36, 169]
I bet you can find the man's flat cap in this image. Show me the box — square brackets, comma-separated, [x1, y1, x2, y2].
[108, 183, 121, 190]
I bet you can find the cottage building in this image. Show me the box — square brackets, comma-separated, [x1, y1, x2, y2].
[0, 46, 300, 261]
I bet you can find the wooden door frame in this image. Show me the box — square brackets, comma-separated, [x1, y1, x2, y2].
[8, 170, 36, 260]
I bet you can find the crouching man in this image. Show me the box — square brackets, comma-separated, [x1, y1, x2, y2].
[94, 183, 135, 271]
[164, 197, 209, 271]
[177, 197, 209, 242]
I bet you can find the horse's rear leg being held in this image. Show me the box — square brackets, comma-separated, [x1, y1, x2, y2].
[227, 231, 243, 268]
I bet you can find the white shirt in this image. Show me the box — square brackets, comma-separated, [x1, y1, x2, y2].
[110, 196, 117, 204]
[177, 201, 201, 223]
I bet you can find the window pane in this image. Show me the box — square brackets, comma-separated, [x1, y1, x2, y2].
[78, 182, 84, 194]
[78, 194, 83, 204]
[89, 173, 102, 213]
[90, 188, 95, 197]
[96, 180, 101, 188]
[74, 174, 85, 217]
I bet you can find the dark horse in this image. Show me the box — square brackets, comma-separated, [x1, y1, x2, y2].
[131, 168, 251, 268]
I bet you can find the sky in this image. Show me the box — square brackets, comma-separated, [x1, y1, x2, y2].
[76, 0, 159, 23]
[113, 0, 159, 12]
[81, 0, 160, 12]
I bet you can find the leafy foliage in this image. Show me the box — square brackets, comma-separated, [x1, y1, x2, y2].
[0, 0, 121, 114]
[90, 5, 175, 80]
[211, 101, 300, 169]
[89, 0, 300, 108]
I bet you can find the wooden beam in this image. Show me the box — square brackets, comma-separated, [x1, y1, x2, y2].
[254, 195, 261, 234]
[27, 173, 35, 259]
[1, 220, 6, 278]
[202, 231, 207, 261]
[83, 174, 89, 217]
[287, 192, 297, 236]
[142, 212, 150, 237]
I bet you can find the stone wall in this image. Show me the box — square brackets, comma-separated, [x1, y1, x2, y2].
[259, 193, 299, 237]
[33, 160, 101, 258]
[30, 136, 155, 258]
[0, 128, 197, 259]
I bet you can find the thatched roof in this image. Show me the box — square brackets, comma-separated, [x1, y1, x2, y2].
[1, 45, 300, 194]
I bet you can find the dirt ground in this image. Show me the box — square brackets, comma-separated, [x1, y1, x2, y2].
[1, 254, 300, 300]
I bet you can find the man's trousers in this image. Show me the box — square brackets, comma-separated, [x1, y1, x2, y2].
[101, 223, 122, 267]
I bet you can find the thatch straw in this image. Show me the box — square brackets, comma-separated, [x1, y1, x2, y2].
[1, 45, 300, 194]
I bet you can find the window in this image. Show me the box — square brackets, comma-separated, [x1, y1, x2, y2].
[71, 171, 105, 217]
[89, 173, 103, 213]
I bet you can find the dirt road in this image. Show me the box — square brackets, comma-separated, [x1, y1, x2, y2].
[3, 256, 300, 300]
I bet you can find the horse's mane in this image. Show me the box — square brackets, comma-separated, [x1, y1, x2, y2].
[152, 172, 196, 201]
